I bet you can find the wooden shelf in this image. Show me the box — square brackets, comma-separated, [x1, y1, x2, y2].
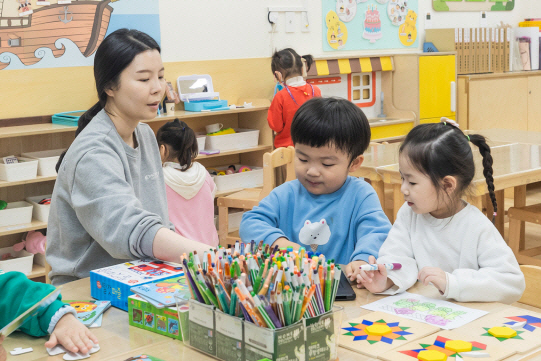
[196, 145, 271, 159]
[146, 105, 269, 124]
[0, 220, 47, 237]
[0, 175, 57, 188]
[27, 264, 46, 279]
[0, 123, 75, 139]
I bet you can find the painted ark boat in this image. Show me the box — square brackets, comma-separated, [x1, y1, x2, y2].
[0, 0, 116, 70]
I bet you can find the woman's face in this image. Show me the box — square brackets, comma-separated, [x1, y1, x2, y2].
[106, 49, 166, 123]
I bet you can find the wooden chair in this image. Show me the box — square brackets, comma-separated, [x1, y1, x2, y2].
[518, 265, 541, 308]
[508, 204, 541, 267]
[217, 146, 296, 245]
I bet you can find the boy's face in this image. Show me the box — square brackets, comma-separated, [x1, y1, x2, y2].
[294, 143, 363, 195]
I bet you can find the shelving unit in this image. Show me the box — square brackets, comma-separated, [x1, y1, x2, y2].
[0, 101, 272, 283]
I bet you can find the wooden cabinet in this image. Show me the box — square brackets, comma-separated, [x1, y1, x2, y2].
[457, 71, 541, 130]
[419, 55, 456, 123]
[0, 104, 271, 282]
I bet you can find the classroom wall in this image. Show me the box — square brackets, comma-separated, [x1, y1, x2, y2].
[160, 0, 531, 62]
[1, 0, 537, 119]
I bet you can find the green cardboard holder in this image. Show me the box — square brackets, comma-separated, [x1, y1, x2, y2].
[176, 296, 343, 361]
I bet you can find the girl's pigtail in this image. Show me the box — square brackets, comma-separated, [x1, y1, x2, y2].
[469, 134, 497, 223]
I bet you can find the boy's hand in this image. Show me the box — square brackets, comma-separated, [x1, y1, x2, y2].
[272, 237, 300, 251]
[418, 267, 447, 295]
[345, 260, 368, 288]
[357, 255, 395, 293]
[44, 313, 98, 355]
[0, 336, 6, 361]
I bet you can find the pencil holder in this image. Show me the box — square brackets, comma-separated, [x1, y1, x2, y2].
[176, 297, 343, 361]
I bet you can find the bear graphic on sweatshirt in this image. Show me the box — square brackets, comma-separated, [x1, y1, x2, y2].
[298, 219, 331, 252]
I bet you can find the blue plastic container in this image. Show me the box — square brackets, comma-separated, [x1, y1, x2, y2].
[51, 110, 86, 126]
[184, 99, 229, 112]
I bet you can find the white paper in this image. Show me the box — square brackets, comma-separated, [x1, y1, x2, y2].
[361, 292, 488, 330]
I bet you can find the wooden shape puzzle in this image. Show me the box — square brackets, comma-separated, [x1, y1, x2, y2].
[417, 349, 448, 361]
[486, 326, 518, 339]
[445, 340, 472, 353]
[339, 311, 440, 358]
[454, 306, 541, 355]
[379, 330, 516, 361]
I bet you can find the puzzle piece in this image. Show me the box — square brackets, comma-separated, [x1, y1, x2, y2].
[487, 327, 517, 339]
[10, 347, 33, 355]
[417, 349, 447, 361]
[46, 343, 100, 359]
[445, 340, 472, 353]
[366, 324, 392, 336]
[459, 351, 490, 358]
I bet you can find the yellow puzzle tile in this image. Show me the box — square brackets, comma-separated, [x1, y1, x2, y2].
[417, 349, 448, 361]
[488, 326, 517, 339]
[365, 324, 392, 336]
[445, 340, 472, 353]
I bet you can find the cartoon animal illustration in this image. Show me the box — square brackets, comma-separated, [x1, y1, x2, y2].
[70, 301, 98, 313]
[156, 315, 166, 332]
[325, 11, 348, 50]
[168, 319, 179, 335]
[16, 0, 31, 14]
[132, 309, 143, 323]
[144, 312, 154, 327]
[299, 219, 331, 252]
[398, 10, 417, 46]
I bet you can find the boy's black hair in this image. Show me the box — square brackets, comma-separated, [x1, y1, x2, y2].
[291, 97, 371, 162]
[156, 119, 198, 171]
[400, 122, 497, 221]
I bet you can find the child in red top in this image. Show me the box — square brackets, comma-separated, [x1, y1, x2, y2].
[268, 48, 321, 148]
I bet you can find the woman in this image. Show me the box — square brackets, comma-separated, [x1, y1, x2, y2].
[47, 29, 211, 286]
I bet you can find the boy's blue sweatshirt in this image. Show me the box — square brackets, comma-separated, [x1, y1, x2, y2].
[239, 176, 391, 265]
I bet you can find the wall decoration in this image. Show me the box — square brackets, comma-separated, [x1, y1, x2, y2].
[336, 0, 357, 22]
[433, 0, 514, 12]
[323, 0, 418, 51]
[0, 0, 160, 70]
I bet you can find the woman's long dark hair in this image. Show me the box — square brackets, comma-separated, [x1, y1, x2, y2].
[157, 119, 198, 171]
[55, 29, 161, 172]
[400, 122, 497, 221]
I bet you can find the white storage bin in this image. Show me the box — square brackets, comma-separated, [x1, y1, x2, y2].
[25, 194, 52, 222]
[214, 210, 246, 232]
[21, 149, 64, 177]
[0, 201, 33, 228]
[0, 157, 38, 182]
[210, 164, 263, 192]
[205, 129, 259, 152]
[0, 247, 34, 275]
[34, 252, 46, 267]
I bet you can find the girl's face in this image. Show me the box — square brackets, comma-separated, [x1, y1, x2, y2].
[399, 154, 457, 218]
[106, 49, 165, 123]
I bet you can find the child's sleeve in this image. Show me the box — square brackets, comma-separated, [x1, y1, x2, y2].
[70, 148, 166, 260]
[376, 204, 419, 295]
[267, 94, 285, 133]
[445, 227, 525, 303]
[0, 272, 72, 337]
[239, 190, 287, 246]
[350, 191, 391, 263]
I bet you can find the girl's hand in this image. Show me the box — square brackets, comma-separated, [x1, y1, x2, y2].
[345, 260, 368, 289]
[44, 313, 98, 355]
[418, 267, 447, 294]
[357, 256, 394, 293]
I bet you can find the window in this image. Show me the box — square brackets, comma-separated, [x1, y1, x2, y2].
[348, 72, 376, 108]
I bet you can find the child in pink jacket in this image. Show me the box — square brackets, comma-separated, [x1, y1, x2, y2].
[157, 119, 218, 247]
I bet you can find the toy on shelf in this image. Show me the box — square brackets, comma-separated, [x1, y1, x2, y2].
[176, 74, 229, 112]
[13, 230, 46, 255]
[207, 128, 236, 136]
[0, 200, 7, 210]
[208, 165, 252, 176]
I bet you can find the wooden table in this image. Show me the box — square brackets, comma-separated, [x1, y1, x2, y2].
[4, 278, 541, 361]
[376, 143, 541, 235]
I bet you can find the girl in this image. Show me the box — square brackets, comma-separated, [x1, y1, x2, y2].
[268, 48, 321, 149]
[357, 120, 525, 304]
[47, 29, 211, 286]
[157, 119, 218, 247]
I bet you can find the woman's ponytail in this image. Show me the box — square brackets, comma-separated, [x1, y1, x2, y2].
[469, 134, 497, 223]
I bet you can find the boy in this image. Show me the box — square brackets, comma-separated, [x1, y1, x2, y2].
[240, 97, 391, 287]
[0, 270, 98, 359]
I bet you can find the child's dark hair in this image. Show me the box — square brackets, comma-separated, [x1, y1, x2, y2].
[156, 119, 198, 171]
[291, 97, 371, 162]
[55, 28, 160, 173]
[271, 48, 314, 80]
[399, 122, 496, 221]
